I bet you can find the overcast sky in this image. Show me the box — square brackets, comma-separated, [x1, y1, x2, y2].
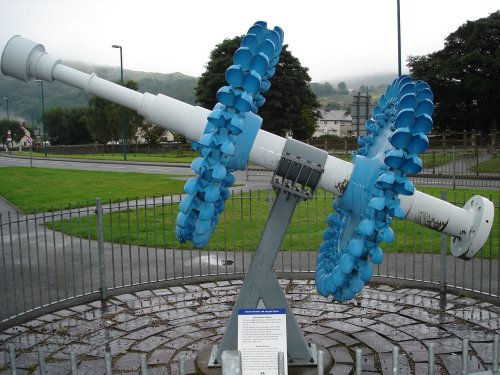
[1, 0, 498, 83]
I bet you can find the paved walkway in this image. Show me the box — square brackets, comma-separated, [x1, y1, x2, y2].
[1, 279, 499, 374]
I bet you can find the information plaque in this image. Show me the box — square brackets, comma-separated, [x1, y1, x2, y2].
[238, 308, 287, 375]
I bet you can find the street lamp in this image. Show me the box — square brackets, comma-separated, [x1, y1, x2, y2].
[29, 106, 34, 167]
[30, 106, 34, 134]
[35, 79, 47, 156]
[112, 44, 127, 160]
[2, 97, 8, 121]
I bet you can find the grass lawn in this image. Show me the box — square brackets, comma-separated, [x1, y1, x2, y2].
[46, 186, 499, 258]
[332, 151, 465, 169]
[0, 167, 187, 213]
[2, 166, 497, 257]
[11, 150, 197, 164]
[420, 151, 462, 168]
[471, 156, 500, 174]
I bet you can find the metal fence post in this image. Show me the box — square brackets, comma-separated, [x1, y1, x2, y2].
[428, 342, 435, 375]
[452, 147, 456, 189]
[38, 347, 46, 374]
[440, 191, 448, 293]
[140, 354, 148, 375]
[179, 353, 186, 375]
[493, 335, 499, 373]
[355, 348, 362, 375]
[9, 344, 16, 375]
[221, 350, 241, 375]
[71, 352, 78, 375]
[278, 352, 285, 375]
[392, 346, 399, 375]
[432, 150, 436, 176]
[96, 199, 107, 300]
[317, 350, 324, 375]
[476, 144, 480, 177]
[105, 352, 112, 375]
[462, 338, 469, 375]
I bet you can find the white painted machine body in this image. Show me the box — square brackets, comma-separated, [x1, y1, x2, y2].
[1, 35, 493, 259]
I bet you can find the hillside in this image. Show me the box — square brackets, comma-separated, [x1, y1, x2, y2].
[0, 61, 197, 125]
[326, 72, 398, 90]
[0, 62, 394, 126]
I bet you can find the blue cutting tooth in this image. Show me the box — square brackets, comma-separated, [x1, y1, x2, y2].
[407, 133, 429, 154]
[401, 155, 423, 175]
[412, 114, 433, 134]
[177, 21, 284, 248]
[243, 70, 262, 94]
[225, 65, 245, 88]
[316, 75, 434, 303]
[376, 172, 396, 189]
[397, 93, 417, 111]
[348, 238, 365, 257]
[415, 98, 434, 116]
[390, 127, 412, 149]
[394, 108, 415, 129]
[233, 47, 252, 70]
[216, 86, 235, 107]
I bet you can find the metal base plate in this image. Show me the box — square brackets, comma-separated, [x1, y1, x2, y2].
[197, 344, 333, 374]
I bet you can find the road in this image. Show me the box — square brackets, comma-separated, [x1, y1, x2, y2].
[0, 154, 276, 194]
[0, 154, 196, 175]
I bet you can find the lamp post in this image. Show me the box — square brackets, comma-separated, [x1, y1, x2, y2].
[30, 106, 34, 135]
[2, 97, 8, 121]
[3, 98, 10, 154]
[397, 0, 402, 77]
[30, 106, 34, 167]
[35, 79, 47, 156]
[112, 44, 127, 160]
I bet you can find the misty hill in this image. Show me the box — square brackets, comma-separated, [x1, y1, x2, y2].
[0, 61, 396, 125]
[325, 72, 398, 90]
[0, 61, 197, 124]
[310, 72, 395, 110]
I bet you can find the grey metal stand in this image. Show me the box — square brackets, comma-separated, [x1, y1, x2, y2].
[201, 139, 331, 371]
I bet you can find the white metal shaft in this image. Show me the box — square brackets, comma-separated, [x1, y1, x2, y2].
[0, 35, 493, 255]
[53, 64, 356, 196]
[400, 191, 470, 237]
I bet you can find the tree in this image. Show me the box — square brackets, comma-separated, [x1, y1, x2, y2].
[196, 36, 320, 139]
[310, 82, 335, 96]
[408, 11, 500, 133]
[139, 122, 167, 145]
[45, 107, 92, 145]
[0, 120, 24, 145]
[85, 95, 112, 144]
[326, 102, 342, 110]
[337, 82, 349, 95]
[85, 80, 143, 144]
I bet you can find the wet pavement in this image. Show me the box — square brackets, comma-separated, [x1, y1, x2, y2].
[1, 279, 499, 374]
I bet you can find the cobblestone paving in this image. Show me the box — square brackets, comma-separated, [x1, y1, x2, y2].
[0, 280, 499, 374]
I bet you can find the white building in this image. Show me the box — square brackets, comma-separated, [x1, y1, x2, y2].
[314, 109, 362, 138]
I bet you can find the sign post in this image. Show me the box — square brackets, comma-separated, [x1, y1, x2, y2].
[351, 93, 372, 138]
[28, 137, 33, 167]
[198, 139, 334, 375]
[7, 130, 12, 155]
[238, 308, 287, 375]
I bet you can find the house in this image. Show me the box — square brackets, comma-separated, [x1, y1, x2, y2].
[314, 109, 363, 138]
[2, 124, 34, 150]
[17, 124, 33, 147]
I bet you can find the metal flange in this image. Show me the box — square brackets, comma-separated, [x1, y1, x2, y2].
[451, 195, 494, 259]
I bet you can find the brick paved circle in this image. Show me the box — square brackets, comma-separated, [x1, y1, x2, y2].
[1, 279, 499, 374]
